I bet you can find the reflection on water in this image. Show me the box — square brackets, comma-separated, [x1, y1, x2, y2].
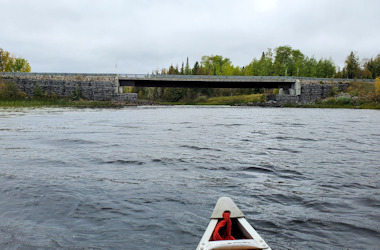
[0, 106, 379, 249]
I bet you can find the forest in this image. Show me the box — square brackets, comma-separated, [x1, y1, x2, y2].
[154, 46, 380, 79]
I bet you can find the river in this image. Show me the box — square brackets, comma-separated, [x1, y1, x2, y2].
[0, 106, 379, 249]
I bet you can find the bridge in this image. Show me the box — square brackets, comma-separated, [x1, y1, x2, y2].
[0, 72, 374, 103]
[118, 74, 303, 95]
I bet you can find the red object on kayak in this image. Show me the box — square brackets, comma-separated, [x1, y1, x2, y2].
[212, 211, 236, 241]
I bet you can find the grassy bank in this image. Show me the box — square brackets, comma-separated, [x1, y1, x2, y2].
[0, 99, 121, 108]
[285, 102, 380, 109]
[160, 94, 266, 105]
[198, 94, 266, 105]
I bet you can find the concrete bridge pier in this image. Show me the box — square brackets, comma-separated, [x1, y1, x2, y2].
[290, 80, 301, 95]
[279, 80, 301, 96]
[115, 76, 122, 94]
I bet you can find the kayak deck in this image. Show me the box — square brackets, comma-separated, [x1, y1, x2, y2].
[196, 197, 271, 250]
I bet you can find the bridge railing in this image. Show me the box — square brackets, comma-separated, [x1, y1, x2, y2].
[0, 72, 119, 76]
[118, 74, 375, 82]
[118, 74, 150, 78]
[297, 77, 375, 82]
[120, 74, 298, 80]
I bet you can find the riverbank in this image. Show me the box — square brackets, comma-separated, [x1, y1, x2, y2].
[284, 102, 380, 109]
[1, 96, 379, 109]
[157, 94, 266, 106]
[0, 99, 128, 108]
[156, 93, 380, 109]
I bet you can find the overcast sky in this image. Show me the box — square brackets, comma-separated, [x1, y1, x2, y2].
[1, 0, 379, 74]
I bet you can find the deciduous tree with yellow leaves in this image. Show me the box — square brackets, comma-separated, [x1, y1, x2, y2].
[0, 48, 31, 72]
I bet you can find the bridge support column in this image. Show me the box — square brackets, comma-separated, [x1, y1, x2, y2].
[293, 80, 301, 95]
[286, 80, 301, 96]
[118, 86, 124, 93]
[115, 76, 120, 94]
[279, 88, 286, 95]
[278, 80, 300, 96]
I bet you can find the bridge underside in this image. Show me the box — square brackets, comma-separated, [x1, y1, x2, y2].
[119, 79, 292, 89]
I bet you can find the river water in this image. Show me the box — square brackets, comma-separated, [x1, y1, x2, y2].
[0, 106, 379, 249]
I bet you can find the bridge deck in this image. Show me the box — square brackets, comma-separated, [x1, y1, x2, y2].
[118, 75, 297, 89]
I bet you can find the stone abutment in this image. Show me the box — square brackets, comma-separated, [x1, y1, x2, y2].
[268, 82, 349, 105]
[0, 73, 137, 102]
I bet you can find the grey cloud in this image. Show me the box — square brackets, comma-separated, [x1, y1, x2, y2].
[1, 0, 379, 73]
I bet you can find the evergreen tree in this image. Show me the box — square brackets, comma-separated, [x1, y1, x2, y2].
[168, 65, 176, 75]
[0, 49, 3, 72]
[185, 57, 191, 75]
[344, 51, 360, 78]
[192, 61, 200, 75]
[363, 54, 380, 79]
[180, 62, 184, 75]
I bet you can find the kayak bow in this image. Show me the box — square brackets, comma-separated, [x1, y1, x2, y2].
[196, 197, 271, 250]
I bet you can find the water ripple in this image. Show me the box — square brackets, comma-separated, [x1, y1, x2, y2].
[0, 107, 379, 249]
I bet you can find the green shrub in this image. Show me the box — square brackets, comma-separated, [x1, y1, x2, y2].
[346, 82, 375, 96]
[50, 92, 59, 100]
[196, 95, 208, 103]
[204, 94, 265, 105]
[71, 85, 82, 100]
[329, 86, 339, 97]
[33, 83, 43, 98]
[163, 88, 185, 102]
[336, 96, 354, 105]
[0, 81, 27, 99]
[123, 87, 133, 93]
[376, 78, 380, 95]
[325, 96, 353, 105]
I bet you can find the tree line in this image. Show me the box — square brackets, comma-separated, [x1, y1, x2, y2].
[0, 48, 31, 73]
[132, 46, 380, 102]
[154, 45, 380, 79]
